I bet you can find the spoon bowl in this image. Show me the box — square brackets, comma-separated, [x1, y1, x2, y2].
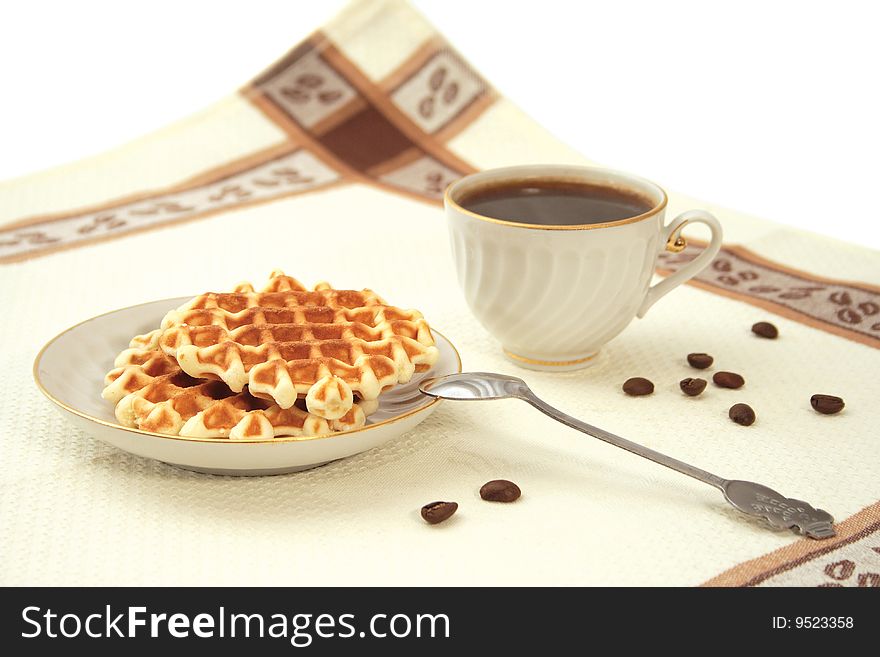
[419, 372, 528, 401]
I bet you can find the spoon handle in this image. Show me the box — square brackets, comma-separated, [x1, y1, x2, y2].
[521, 391, 727, 490]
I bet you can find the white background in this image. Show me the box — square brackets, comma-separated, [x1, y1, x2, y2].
[1, 0, 878, 249]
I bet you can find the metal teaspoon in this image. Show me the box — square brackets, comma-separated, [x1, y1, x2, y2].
[419, 372, 835, 539]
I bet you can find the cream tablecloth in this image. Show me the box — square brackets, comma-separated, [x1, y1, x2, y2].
[1, 0, 878, 586]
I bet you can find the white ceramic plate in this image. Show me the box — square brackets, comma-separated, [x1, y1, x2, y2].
[34, 297, 461, 475]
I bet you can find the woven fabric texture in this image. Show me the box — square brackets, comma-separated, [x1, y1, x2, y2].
[1, 0, 877, 586]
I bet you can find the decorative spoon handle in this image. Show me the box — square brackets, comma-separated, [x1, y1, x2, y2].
[521, 390, 727, 490]
[521, 390, 835, 539]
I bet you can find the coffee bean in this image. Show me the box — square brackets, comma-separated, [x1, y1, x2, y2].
[679, 377, 707, 397]
[713, 371, 745, 389]
[687, 353, 714, 369]
[480, 479, 521, 503]
[622, 377, 654, 396]
[751, 321, 778, 339]
[810, 394, 845, 415]
[729, 403, 756, 426]
[420, 501, 458, 524]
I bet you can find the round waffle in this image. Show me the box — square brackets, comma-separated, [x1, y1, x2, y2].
[156, 271, 439, 419]
[103, 330, 371, 440]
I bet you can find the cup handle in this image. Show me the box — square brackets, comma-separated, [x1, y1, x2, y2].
[636, 209, 723, 318]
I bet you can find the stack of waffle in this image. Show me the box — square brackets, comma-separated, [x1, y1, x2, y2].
[101, 271, 440, 440]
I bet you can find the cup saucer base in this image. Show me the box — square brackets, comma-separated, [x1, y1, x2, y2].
[502, 348, 600, 372]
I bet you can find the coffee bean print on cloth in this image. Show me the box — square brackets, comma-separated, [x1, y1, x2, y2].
[657, 244, 880, 347]
[257, 48, 357, 129]
[76, 213, 127, 234]
[0, 149, 340, 262]
[379, 155, 462, 200]
[820, 561, 880, 587]
[0, 230, 61, 248]
[828, 290, 880, 327]
[391, 50, 487, 133]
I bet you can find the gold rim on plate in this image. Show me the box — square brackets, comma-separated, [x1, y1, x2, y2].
[33, 297, 462, 445]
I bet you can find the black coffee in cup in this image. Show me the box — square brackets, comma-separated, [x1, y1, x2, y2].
[457, 179, 655, 226]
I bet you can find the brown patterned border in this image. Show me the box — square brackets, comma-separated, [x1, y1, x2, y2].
[0, 30, 493, 263]
[243, 31, 486, 203]
[703, 501, 880, 587]
[658, 241, 880, 349]
[0, 143, 347, 264]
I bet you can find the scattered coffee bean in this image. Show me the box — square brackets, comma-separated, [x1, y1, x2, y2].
[679, 377, 707, 397]
[687, 353, 714, 369]
[420, 501, 458, 525]
[810, 394, 845, 415]
[729, 403, 756, 426]
[480, 479, 521, 503]
[713, 371, 745, 389]
[751, 321, 779, 339]
[623, 377, 654, 396]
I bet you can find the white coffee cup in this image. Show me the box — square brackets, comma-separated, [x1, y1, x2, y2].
[445, 165, 723, 370]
